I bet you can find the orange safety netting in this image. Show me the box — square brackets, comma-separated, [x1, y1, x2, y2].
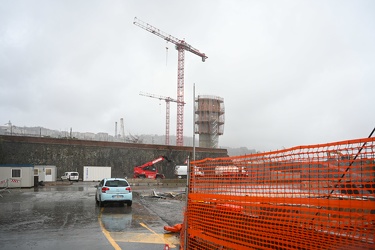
[181, 137, 375, 250]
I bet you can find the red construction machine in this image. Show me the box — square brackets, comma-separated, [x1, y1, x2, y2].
[133, 156, 170, 179]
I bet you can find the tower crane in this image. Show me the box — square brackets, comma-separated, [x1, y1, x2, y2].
[140, 91, 185, 145]
[134, 17, 207, 146]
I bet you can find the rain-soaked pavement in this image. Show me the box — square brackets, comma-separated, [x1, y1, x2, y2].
[0, 182, 183, 250]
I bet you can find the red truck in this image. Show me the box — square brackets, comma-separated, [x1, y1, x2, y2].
[133, 156, 170, 179]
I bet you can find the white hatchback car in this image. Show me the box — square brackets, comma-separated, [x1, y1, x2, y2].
[95, 178, 132, 207]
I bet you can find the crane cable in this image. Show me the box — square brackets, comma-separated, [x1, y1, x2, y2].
[166, 42, 169, 66]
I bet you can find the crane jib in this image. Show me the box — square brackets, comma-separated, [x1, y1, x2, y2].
[134, 17, 207, 61]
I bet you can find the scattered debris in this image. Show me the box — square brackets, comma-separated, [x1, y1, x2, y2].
[151, 189, 166, 199]
[164, 223, 182, 233]
[141, 189, 186, 200]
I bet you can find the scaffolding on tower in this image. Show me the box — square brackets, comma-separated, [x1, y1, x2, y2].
[195, 95, 225, 148]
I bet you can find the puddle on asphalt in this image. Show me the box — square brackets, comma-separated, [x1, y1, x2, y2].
[12, 202, 21, 212]
[32, 186, 91, 192]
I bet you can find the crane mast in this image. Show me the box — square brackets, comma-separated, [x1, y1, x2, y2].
[134, 17, 207, 146]
[120, 118, 125, 142]
[140, 91, 185, 145]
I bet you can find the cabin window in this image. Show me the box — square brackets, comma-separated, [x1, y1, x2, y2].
[46, 169, 52, 175]
[12, 169, 21, 178]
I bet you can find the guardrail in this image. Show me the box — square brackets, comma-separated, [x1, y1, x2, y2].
[0, 178, 21, 197]
[128, 178, 187, 187]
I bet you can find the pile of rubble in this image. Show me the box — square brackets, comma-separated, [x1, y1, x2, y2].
[140, 189, 186, 201]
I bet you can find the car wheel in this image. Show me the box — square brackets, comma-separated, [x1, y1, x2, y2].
[127, 201, 132, 207]
[95, 195, 99, 205]
[99, 199, 104, 207]
[98, 196, 104, 207]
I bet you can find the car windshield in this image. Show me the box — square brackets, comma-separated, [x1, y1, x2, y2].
[105, 180, 128, 187]
[71, 173, 78, 176]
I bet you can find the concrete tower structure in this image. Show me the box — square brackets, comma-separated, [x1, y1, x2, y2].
[195, 95, 225, 148]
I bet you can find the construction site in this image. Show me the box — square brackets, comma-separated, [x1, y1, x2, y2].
[132, 17, 375, 250]
[177, 135, 375, 249]
[133, 17, 226, 149]
[1, 12, 373, 250]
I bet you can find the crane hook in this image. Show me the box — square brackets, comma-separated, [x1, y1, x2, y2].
[166, 46, 169, 66]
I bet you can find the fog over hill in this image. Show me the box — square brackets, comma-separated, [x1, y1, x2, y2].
[0, 124, 256, 156]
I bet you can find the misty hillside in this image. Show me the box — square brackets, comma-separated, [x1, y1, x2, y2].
[0, 125, 256, 156]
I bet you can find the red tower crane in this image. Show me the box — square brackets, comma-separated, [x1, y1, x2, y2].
[134, 17, 207, 146]
[140, 91, 185, 146]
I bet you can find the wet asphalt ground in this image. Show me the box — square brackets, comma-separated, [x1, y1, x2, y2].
[0, 182, 185, 250]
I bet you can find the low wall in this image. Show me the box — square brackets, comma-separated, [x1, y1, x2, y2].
[128, 178, 187, 187]
[0, 135, 227, 179]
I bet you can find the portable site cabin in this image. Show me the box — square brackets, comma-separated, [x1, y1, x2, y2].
[83, 166, 111, 181]
[34, 165, 57, 182]
[0, 164, 34, 188]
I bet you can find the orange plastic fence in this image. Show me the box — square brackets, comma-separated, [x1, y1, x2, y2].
[182, 137, 375, 250]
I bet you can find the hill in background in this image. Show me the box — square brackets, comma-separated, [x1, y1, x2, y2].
[0, 125, 256, 156]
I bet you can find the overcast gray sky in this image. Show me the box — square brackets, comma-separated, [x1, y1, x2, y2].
[1, 0, 374, 151]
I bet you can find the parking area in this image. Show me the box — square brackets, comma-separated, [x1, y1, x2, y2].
[0, 182, 184, 249]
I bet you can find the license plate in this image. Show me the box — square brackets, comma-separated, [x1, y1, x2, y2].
[112, 195, 123, 198]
